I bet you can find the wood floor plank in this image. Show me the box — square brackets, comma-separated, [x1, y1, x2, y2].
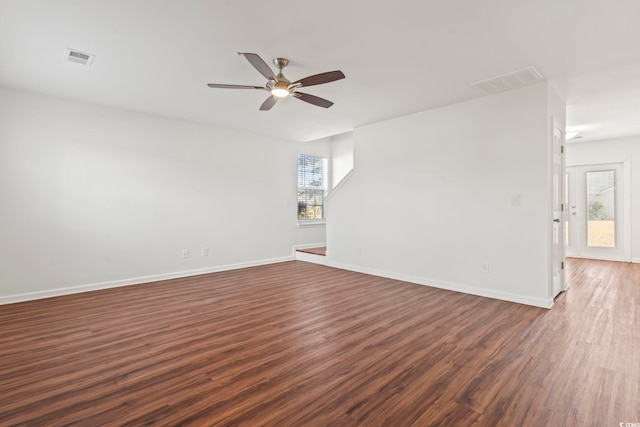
[0, 258, 638, 426]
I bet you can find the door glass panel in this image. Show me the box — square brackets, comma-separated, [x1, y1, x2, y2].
[586, 170, 615, 248]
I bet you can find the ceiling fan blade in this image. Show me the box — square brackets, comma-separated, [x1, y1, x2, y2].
[292, 70, 345, 88]
[207, 83, 265, 89]
[238, 52, 276, 80]
[293, 92, 334, 108]
[260, 95, 278, 111]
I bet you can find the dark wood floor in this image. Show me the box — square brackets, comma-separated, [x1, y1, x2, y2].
[0, 258, 638, 426]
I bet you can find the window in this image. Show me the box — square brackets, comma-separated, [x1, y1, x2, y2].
[297, 154, 327, 221]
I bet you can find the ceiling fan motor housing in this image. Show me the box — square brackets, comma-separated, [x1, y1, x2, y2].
[267, 79, 291, 97]
[270, 58, 292, 97]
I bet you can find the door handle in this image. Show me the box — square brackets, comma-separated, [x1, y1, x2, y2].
[553, 218, 560, 223]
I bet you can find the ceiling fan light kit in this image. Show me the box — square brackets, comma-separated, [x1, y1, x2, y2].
[207, 52, 345, 110]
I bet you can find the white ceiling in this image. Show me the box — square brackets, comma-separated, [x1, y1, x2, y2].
[1, 0, 639, 142]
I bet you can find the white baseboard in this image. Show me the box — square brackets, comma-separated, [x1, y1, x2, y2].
[325, 260, 554, 309]
[632, 258, 640, 264]
[0, 256, 295, 305]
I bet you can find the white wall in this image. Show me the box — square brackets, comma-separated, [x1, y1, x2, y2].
[0, 87, 300, 303]
[326, 83, 559, 308]
[566, 136, 639, 262]
[331, 131, 354, 187]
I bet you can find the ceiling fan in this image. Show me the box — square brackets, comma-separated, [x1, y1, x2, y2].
[207, 52, 345, 111]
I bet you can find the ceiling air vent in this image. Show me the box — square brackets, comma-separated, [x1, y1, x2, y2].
[64, 48, 95, 66]
[471, 67, 544, 95]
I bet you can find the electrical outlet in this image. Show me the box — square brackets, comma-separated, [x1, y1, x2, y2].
[182, 249, 189, 259]
[481, 262, 490, 273]
[201, 247, 209, 256]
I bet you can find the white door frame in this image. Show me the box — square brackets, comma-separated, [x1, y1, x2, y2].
[565, 161, 631, 262]
[551, 127, 566, 297]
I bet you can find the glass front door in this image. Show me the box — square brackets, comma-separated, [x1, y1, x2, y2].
[566, 163, 628, 261]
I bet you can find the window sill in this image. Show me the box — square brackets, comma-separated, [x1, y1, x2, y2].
[297, 220, 326, 228]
